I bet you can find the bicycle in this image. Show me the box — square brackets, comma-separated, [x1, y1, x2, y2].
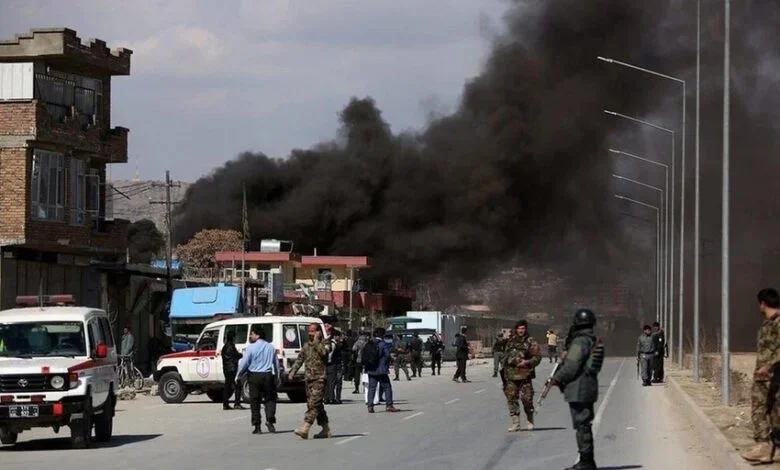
[118, 355, 144, 391]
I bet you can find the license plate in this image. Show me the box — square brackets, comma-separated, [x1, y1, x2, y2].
[8, 405, 39, 418]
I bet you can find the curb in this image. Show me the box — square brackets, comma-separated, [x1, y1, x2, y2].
[667, 375, 754, 470]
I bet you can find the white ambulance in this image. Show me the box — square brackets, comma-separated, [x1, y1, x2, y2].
[153, 316, 328, 404]
[0, 295, 118, 449]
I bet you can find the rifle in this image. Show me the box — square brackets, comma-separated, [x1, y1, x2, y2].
[537, 362, 561, 408]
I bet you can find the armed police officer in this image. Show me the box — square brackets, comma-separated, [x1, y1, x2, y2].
[288, 324, 332, 440]
[547, 309, 605, 470]
[637, 325, 655, 386]
[502, 320, 542, 431]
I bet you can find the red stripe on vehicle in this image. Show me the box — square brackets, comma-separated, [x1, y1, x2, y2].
[68, 358, 115, 373]
[158, 350, 217, 360]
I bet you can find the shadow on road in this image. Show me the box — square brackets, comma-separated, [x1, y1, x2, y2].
[599, 466, 642, 469]
[330, 433, 366, 439]
[1, 433, 162, 451]
[523, 427, 566, 431]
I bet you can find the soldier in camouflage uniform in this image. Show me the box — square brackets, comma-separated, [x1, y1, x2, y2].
[392, 334, 412, 381]
[501, 320, 542, 432]
[741, 288, 780, 464]
[288, 323, 332, 440]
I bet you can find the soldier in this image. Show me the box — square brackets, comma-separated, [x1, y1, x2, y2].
[409, 332, 424, 378]
[492, 333, 507, 378]
[741, 288, 780, 464]
[288, 324, 332, 440]
[501, 320, 542, 431]
[548, 309, 605, 470]
[392, 334, 411, 381]
[427, 333, 444, 376]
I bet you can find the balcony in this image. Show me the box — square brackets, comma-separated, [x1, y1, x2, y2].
[0, 100, 128, 162]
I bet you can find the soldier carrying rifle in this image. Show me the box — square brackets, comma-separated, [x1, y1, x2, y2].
[501, 320, 541, 432]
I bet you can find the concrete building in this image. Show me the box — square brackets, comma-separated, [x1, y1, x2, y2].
[0, 28, 131, 308]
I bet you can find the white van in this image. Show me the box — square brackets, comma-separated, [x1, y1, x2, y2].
[153, 316, 328, 404]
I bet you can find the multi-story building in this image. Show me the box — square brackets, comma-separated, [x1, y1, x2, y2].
[0, 28, 131, 308]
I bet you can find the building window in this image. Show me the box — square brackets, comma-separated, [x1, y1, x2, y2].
[70, 159, 86, 225]
[86, 169, 100, 223]
[35, 69, 102, 125]
[31, 149, 65, 221]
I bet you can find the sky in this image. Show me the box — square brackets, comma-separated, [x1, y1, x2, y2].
[1, 0, 509, 182]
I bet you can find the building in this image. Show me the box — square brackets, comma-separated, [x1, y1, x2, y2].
[214, 243, 413, 316]
[0, 28, 131, 308]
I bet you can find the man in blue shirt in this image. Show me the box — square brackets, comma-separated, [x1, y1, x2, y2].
[236, 326, 279, 434]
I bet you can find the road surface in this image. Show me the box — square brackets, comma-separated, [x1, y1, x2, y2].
[1, 359, 717, 469]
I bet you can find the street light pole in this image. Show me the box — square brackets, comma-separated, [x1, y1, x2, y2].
[605, 110, 676, 360]
[599, 56, 687, 368]
[693, 0, 702, 383]
[609, 149, 670, 329]
[721, 0, 731, 406]
[609, 150, 669, 327]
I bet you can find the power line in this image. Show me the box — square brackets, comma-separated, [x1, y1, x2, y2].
[149, 170, 182, 298]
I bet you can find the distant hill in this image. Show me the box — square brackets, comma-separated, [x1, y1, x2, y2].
[109, 179, 191, 232]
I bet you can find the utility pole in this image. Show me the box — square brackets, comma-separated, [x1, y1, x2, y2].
[150, 170, 181, 299]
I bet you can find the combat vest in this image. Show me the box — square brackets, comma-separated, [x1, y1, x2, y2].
[503, 335, 541, 381]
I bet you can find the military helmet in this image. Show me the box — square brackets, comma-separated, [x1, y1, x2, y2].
[572, 308, 597, 327]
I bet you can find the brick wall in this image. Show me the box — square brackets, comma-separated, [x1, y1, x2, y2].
[0, 147, 29, 243]
[0, 102, 36, 135]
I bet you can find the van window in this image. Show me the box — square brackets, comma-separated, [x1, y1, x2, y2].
[197, 328, 219, 351]
[282, 324, 300, 349]
[98, 317, 114, 347]
[88, 319, 104, 355]
[249, 324, 274, 343]
[298, 323, 324, 347]
[224, 324, 249, 344]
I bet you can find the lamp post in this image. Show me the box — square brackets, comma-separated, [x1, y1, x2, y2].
[609, 149, 670, 332]
[598, 57, 687, 369]
[721, 0, 731, 406]
[693, 0, 702, 383]
[605, 110, 677, 361]
[612, 175, 665, 323]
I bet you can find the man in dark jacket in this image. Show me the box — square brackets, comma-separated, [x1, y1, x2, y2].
[221, 329, 244, 410]
[651, 322, 666, 383]
[453, 330, 471, 383]
[427, 334, 444, 376]
[409, 332, 424, 378]
[365, 328, 399, 414]
[493, 333, 508, 377]
[549, 309, 604, 470]
[342, 330, 356, 382]
[325, 330, 344, 404]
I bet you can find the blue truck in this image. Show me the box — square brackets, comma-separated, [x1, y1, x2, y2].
[168, 283, 243, 351]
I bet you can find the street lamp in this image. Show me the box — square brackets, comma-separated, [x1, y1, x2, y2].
[721, 0, 732, 406]
[598, 59, 687, 367]
[612, 175, 665, 324]
[605, 110, 677, 362]
[609, 149, 670, 333]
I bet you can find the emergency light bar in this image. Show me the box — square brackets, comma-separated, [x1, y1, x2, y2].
[16, 294, 76, 307]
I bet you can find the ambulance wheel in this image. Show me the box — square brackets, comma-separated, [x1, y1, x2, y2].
[70, 398, 93, 449]
[94, 391, 115, 442]
[159, 372, 188, 404]
[0, 427, 17, 445]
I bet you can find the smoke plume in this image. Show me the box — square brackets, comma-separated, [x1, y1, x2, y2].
[175, 0, 670, 284]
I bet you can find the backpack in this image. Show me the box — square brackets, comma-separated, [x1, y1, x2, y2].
[362, 340, 381, 371]
[585, 337, 605, 375]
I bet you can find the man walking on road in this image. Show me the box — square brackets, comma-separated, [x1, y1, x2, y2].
[235, 326, 278, 434]
[636, 325, 655, 387]
[409, 332, 424, 378]
[651, 322, 666, 383]
[351, 331, 369, 393]
[289, 324, 332, 440]
[453, 330, 471, 383]
[221, 329, 244, 410]
[546, 329, 559, 363]
[492, 333, 507, 377]
[364, 328, 400, 413]
[427, 333, 444, 376]
[549, 309, 605, 470]
[741, 288, 780, 464]
[502, 320, 541, 431]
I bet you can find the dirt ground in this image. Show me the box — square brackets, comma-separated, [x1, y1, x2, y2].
[671, 353, 780, 468]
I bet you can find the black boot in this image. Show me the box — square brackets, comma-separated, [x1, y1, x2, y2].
[565, 453, 597, 469]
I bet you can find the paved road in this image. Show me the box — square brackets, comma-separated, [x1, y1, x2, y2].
[2, 359, 718, 469]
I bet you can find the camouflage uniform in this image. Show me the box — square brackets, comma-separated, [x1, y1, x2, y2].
[289, 338, 331, 426]
[501, 334, 542, 424]
[751, 314, 780, 443]
[393, 341, 411, 381]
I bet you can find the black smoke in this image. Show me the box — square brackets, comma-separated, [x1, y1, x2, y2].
[175, 1, 672, 291]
